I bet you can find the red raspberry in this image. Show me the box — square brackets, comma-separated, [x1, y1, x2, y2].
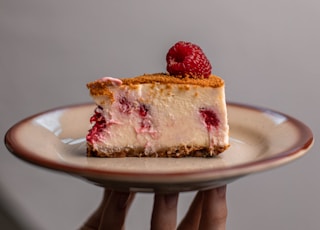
[166, 41, 212, 78]
[199, 108, 219, 130]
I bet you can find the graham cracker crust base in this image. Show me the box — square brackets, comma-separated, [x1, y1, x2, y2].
[87, 143, 229, 158]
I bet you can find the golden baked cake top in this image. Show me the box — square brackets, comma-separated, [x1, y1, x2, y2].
[87, 73, 224, 96]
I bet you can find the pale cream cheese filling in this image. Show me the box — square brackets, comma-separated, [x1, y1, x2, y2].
[90, 78, 229, 155]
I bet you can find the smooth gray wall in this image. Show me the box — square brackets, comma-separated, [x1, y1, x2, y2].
[1, 0, 319, 229]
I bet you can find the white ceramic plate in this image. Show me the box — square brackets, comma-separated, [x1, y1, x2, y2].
[5, 102, 313, 193]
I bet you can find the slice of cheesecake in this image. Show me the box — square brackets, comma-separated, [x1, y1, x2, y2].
[86, 73, 229, 157]
[86, 41, 229, 157]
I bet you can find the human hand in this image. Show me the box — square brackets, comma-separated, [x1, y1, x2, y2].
[80, 186, 227, 230]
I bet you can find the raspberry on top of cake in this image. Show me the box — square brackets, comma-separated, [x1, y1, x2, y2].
[86, 41, 229, 157]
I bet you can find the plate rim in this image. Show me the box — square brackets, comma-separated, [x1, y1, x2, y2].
[4, 102, 314, 183]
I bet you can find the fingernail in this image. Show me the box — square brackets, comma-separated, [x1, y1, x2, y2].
[217, 185, 227, 198]
[164, 193, 179, 209]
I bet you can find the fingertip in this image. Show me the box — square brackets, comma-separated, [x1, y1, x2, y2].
[177, 192, 204, 230]
[151, 193, 179, 230]
[217, 185, 227, 198]
[199, 186, 228, 230]
[164, 193, 179, 209]
[116, 191, 135, 210]
[99, 190, 135, 230]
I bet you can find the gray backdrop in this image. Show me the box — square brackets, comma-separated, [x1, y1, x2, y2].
[1, 0, 319, 229]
